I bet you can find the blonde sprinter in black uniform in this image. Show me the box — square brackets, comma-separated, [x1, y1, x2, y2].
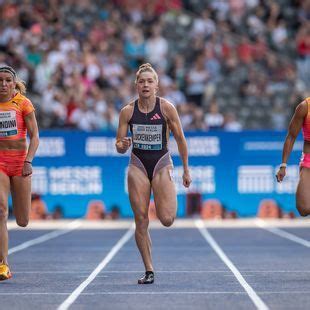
[116, 63, 191, 284]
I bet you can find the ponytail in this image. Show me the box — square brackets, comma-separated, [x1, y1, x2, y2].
[15, 79, 27, 95]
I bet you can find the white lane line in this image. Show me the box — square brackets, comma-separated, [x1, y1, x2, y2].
[57, 225, 135, 310]
[0, 292, 255, 296]
[75, 291, 310, 295]
[255, 219, 310, 248]
[1, 291, 309, 296]
[13, 270, 229, 274]
[195, 220, 269, 310]
[7, 222, 18, 230]
[8, 220, 82, 255]
[0, 293, 70, 295]
[7, 218, 310, 230]
[11, 269, 310, 274]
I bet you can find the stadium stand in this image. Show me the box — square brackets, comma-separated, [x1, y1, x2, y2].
[0, 0, 308, 131]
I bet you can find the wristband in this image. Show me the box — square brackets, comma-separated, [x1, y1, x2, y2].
[24, 160, 32, 165]
[279, 163, 287, 168]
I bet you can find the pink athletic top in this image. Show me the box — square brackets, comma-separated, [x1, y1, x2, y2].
[302, 97, 310, 142]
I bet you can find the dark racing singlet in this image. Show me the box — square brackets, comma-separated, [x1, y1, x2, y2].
[128, 97, 172, 181]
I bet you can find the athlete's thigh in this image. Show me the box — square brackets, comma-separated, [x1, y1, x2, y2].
[128, 165, 151, 217]
[10, 176, 31, 218]
[296, 167, 310, 210]
[152, 166, 176, 218]
[0, 172, 10, 212]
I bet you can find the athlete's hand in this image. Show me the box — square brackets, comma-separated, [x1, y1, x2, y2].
[276, 167, 286, 182]
[183, 170, 192, 188]
[22, 161, 33, 177]
[116, 137, 132, 153]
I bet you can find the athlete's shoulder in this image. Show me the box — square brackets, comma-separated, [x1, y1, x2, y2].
[12, 93, 33, 107]
[159, 97, 177, 117]
[159, 97, 176, 111]
[13, 92, 26, 101]
[295, 99, 308, 117]
[11, 93, 25, 104]
[121, 101, 134, 113]
[159, 97, 174, 107]
[120, 101, 135, 121]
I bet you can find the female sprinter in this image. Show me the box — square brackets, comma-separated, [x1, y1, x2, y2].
[276, 97, 310, 216]
[0, 66, 39, 280]
[116, 63, 191, 284]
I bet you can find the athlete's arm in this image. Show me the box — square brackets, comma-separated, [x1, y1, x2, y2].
[24, 111, 39, 176]
[276, 101, 307, 182]
[162, 100, 191, 188]
[115, 106, 132, 154]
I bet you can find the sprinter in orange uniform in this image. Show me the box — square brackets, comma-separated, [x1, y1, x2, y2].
[276, 97, 310, 216]
[0, 66, 39, 280]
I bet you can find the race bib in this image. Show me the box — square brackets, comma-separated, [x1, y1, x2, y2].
[132, 124, 162, 150]
[0, 111, 18, 136]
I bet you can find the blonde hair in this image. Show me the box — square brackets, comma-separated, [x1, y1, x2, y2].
[0, 66, 26, 95]
[135, 63, 158, 84]
[15, 79, 27, 95]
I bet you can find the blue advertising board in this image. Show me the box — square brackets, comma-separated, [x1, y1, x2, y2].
[30, 130, 303, 218]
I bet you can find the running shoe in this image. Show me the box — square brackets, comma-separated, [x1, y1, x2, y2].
[0, 263, 12, 281]
[138, 271, 154, 284]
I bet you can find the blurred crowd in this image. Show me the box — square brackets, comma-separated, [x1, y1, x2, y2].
[27, 194, 120, 220]
[0, 0, 309, 131]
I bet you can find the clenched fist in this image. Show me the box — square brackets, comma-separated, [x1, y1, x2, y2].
[116, 137, 132, 154]
[275, 167, 286, 182]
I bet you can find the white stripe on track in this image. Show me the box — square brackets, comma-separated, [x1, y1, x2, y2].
[255, 219, 310, 247]
[8, 219, 82, 255]
[11, 269, 310, 274]
[1, 291, 310, 296]
[195, 220, 269, 310]
[57, 225, 135, 310]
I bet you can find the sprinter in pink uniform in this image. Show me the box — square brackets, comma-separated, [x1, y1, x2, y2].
[276, 97, 310, 216]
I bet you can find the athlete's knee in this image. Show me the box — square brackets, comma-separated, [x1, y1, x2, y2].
[135, 214, 149, 230]
[0, 204, 8, 221]
[16, 216, 29, 227]
[160, 215, 174, 227]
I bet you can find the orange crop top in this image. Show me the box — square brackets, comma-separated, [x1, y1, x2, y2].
[0, 93, 35, 140]
[302, 97, 310, 142]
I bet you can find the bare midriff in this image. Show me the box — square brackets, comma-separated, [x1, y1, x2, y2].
[0, 138, 27, 150]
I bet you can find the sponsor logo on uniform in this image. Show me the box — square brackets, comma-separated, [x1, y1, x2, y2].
[132, 124, 162, 150]
[150, 113, 161, 121]
[0, 110, 17, 136]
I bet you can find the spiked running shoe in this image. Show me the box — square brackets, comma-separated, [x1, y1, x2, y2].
[138, 271, 154, 284]
[0, 263, 12, 281]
